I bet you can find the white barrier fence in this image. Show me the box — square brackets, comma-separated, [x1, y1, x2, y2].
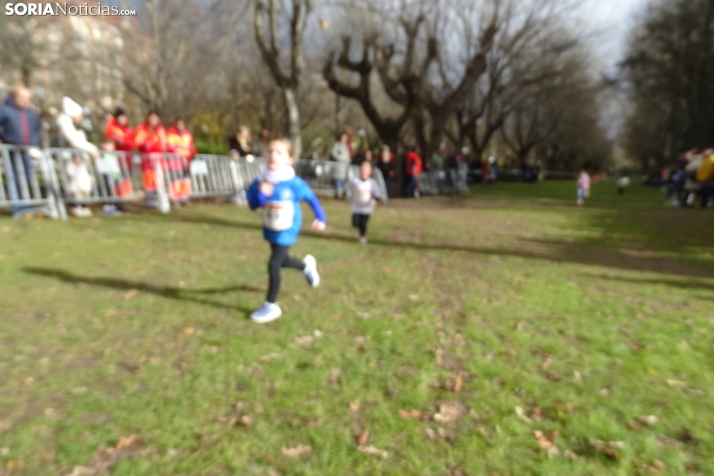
[294, 159, 389, 201]
[1, 148, 399, 220]
[0, 145, 66, 220]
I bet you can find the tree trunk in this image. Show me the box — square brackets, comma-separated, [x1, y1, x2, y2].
[21, 65, 31, 87]
[284, 87, 302, 159]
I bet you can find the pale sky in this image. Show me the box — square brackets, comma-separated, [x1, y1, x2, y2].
[580, 0, 651, 70]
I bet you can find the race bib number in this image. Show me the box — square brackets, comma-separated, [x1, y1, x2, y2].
[357, 185, 372, 204]
[262, 200, 294, 231]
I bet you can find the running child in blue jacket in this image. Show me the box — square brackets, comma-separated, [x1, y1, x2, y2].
[246, 138, 327, 323]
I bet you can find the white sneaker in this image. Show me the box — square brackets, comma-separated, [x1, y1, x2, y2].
[359, 237, 368, 245]
[250, 302, 282, 324]
[303, 255, 320, 288]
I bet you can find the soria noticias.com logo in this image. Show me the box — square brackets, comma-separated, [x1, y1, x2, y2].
[5, 2, 137, 16]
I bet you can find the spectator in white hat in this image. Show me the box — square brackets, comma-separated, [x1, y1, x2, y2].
[57, 97, 99, 159]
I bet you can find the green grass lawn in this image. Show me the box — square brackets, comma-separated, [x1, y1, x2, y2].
[1, 182, 713, 475]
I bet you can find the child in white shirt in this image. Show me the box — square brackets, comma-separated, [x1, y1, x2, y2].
[66, 154, 93, 217]
[577, 169, 591, 206]
[347, 161, 383, 244]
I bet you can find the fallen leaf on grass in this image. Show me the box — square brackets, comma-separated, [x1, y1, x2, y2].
[240, 416, 253, 426]
[123, 290, 137, 300]
[628, 422, 644, 432]
[327, 369, 341, 385]
[408, 294, 419, 302]
[637, 415, 658, 426]
[399, 409, 422, 419]
[533, 430, 559, 455]
[515, 406, 533, 424]
[104, 310, 118, 317]
[541, 356, 555, 370]
[666, 379, 686, 389]
[453, 371, 464, 393]
[66, 435, 143, 476]
[295, 336, 314, 347]
[588, 438, 624, 460]
[434, 401, 467, 424]
[116, 435, 141, 451]
[5, 461, 25, 471]
[281, 445, 312, 458]
[657, 434, 684, 449]
[646, 460, 666, 474]
[564, 450, 579, 461]
[425, 428, 436, 441]
[348, 402, 360, 413]
[437, 427, 456, 442]
[259, 353, 280, 362]
[357, 445, 388, 459]
[528, 407, 543, 421]
[184, 327, 195, 336]
[357, 429, 370, 446]
[573, 370, 582, 382]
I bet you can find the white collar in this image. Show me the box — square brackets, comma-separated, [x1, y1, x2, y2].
[259, 166, 296, 184]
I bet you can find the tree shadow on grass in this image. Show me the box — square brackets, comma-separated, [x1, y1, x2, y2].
[23, 267, 261, 315]
[581, 272, 714, 295]
[151, 213, 714, 279]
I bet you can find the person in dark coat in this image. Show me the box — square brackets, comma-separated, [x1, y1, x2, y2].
[0, 86, 42, 214]
[377, 145, 395, 197]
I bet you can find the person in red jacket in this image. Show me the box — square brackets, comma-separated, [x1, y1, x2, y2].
[133, 111, 167, 169]
[103, 107, 134, 170]
[405, 146, 423, 198]
[167, 119, 196, 161]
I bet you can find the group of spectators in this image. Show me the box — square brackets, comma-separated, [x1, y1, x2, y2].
[327, 131, 493, 199]
[660, 149, 714, 208]
[0, 86, 199, 217]
[328, 130, 399, 198]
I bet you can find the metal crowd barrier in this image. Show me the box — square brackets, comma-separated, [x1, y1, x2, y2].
[45, 148, 152, 211]
[226, 155, 266, 205]
[419, 168, 468, 196]
[0, 145, 66, 219]
[294, 159, 388, 201]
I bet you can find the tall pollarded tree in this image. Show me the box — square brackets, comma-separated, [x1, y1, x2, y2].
[254, 0, 313, 158]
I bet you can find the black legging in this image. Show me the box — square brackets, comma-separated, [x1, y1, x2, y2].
[267, 244, 305, 303]
[352, 214, 370, 237]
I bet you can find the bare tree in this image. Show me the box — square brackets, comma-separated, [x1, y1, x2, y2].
[0, 2, 48, 86]
[254, 0, 313, 158]
[122, 0, 225, 121]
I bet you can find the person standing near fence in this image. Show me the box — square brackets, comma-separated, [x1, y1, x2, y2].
[405, 146, 423, 198]
[103, 107, 134, 171]
[377, 145, 395, 197]
[0, 86, 42, 216]
[168, 119, 196, 164]
[330, 132, 351, 198]
[246, 138, 327, 324]
[134, 111, 168, 205]
[57, 97, 101, 216]
[57, 97, 100, 160]
[252, 128, 271, 158]
[229, 126, 252, 159]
